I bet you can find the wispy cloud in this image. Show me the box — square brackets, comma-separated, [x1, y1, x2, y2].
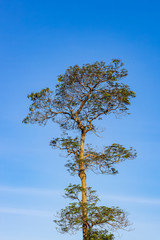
[0, 185, 62, 196]
[0, 207, 51, 217]
[1, 185, 160, 206]
[101, 194, 160, 206]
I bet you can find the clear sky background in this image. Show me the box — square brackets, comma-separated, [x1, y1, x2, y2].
[0, 0, 160, 239]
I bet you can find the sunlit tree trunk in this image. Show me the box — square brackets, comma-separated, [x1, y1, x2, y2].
[79, 131, 87, 240]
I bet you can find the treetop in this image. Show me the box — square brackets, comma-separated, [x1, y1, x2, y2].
[23, 60, 136, 132]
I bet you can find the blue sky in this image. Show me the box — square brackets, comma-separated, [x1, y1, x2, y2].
[0, 0, 160, 239]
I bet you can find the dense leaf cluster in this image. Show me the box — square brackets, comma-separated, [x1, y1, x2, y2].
[87, 230, 114, 240]
[54, 185, 130, 235]
[50, 136, 136, 175]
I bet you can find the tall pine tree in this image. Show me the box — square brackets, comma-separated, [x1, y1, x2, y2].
[23, 60, 136, 239]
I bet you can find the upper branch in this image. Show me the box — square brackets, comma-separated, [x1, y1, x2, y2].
[50, 136, 80, 158]
[22, 88, 73, 126]
[84, 143, 137, 174]
[23, 60, 136, 132]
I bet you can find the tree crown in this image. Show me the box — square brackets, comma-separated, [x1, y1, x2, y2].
[23, 59, 136, 240]
[23, 60, 135, 133]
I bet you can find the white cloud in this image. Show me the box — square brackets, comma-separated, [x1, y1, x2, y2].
[0, 207, 51, 217]
[0, 185, 62, 196]
[101, 194, 160, 206]
[1, 185, 160, 206]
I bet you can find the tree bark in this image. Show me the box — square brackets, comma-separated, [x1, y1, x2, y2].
[79, 131, 87, 240]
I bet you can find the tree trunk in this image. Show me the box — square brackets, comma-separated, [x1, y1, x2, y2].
[79, 131, 87, 240]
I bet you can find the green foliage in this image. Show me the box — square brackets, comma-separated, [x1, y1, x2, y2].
[23, 60, 135, 131]
[63, 184, 100, 203]
[22, 88, 53, 125]
[50, 136, 136, 175]
[87, 230, 114, 240]
[83, 143, 137, 174]
[23, 60, 136, 240]
[54, 184, 130, 234]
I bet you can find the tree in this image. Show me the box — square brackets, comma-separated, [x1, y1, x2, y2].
[23, 59, 136, 240]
